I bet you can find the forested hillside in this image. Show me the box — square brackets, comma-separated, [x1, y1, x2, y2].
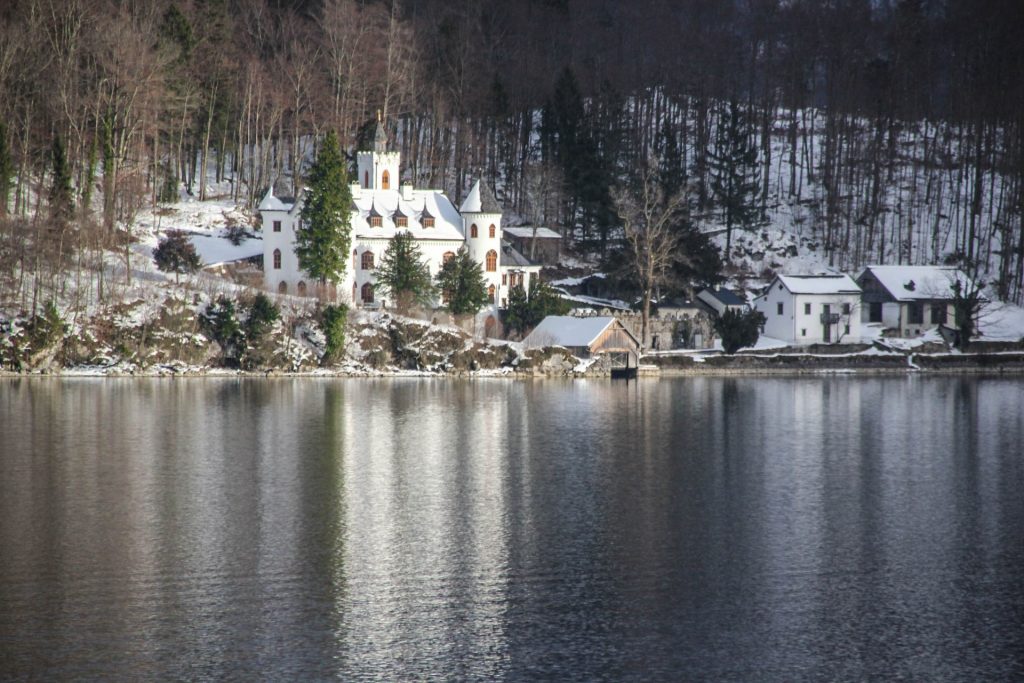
[2, 0, 1023, 308]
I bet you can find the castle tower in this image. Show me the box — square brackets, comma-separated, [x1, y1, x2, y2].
[460, 180, 503, 306]
[356, 113, 400, 191]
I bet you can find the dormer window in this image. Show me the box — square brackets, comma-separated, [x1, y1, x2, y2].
[396, 216, 408, 227]
[421, 208, 435, 228]
[370, 216, 382, 228]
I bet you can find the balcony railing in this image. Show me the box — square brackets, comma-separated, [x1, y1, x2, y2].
[820, 313, 841, 324]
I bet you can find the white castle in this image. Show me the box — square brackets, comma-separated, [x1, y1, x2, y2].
[258, 120, 539, 319]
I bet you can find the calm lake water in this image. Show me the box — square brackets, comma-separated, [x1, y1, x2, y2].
[1, 376, 1022, 680]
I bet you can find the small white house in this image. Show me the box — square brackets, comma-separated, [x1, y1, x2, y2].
[856, 265, 974, 338]
[754, 274, 862, 345]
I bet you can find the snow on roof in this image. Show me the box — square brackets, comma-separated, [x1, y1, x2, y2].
[699, 287, 745, 305]
[776, 274, 861, 295]
[351, 189, 463, 240]
[257, 188, 291, 212]
[523, 315, 618, 348]
[858, 265, 973, 301]
[500, 242, 538, 268]
[503, 226, 562, 239]
[459, 180, 502, 214]
[186, 233, 263, 267]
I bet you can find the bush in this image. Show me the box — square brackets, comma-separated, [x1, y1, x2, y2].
[200, 296, 244, 365]
[153, 231, 201, 282]
[714, 308, 766, 354]
[321, 304, 348, 364]
[245, 293, 279, 340]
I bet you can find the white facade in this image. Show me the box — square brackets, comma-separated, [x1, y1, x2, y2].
[260, 122, 539, 312]
[856, 265, 970, 338]
[754, 274, 862, 345]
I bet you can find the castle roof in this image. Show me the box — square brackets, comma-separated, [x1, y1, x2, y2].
[459, 180, 502, 214]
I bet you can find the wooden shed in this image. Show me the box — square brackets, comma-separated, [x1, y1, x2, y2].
[523, 316, 641, 371]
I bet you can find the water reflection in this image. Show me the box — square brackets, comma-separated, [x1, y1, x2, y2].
[1, 376, 1023, 680]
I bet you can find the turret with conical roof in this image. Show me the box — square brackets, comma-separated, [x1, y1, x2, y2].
[461, 179, 503, 307]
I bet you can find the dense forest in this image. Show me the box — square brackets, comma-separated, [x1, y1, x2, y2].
[2, 0, 1024, 306]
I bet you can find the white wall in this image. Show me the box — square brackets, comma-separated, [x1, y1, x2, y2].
[757, 286, 861, 344]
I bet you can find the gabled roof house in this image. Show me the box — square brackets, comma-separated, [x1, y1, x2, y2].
[753, 274, 862, 345]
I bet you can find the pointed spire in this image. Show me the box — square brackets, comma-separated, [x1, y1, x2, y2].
[373, 111, 388, 153]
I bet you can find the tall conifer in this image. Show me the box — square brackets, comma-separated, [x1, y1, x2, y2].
[297, 130, 352, 287]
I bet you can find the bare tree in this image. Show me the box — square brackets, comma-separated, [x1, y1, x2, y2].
[612, 157, 686, 349]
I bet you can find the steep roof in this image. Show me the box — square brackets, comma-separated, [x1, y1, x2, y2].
[775, 274, 861, 295]
[459, 180, 502, 214]
[524, 316, 621, 348]
[500, 242, 539, 268]
[858, 265, 973, 301]
[699, 287, 745, 305]
[257, 187, 291, 212]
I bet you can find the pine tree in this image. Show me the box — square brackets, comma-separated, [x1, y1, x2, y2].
[714, 308, 766, 354]
[655, 120, 686, 198]
[152, 230, 202, 283]
[0, 122, 13, 217]
[709, 101, 760, 262]
[436, 248, 489, 316]
[375, 231, 436, 312]
[297, 130, 352, 288]
[49, 134, 74, 228]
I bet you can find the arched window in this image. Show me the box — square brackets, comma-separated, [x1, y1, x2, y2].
[381, 170, 390, 190]
[364, 171, 369, 188]
[442, 251, 455, 264]
[297, 281, 307, 296]
[278, 281, 287, 294]
[361, 282, 374, 303]
[273, 249, 281, 269]
[488, 284, 496, 301]
[362, 251, 375, 270]
[485, 249, 497, 272]
[488, 224, 496, 238]
[470, 224, 478, 238]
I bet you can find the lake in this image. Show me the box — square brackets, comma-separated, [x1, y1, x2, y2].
[1, 376, 1022, 680]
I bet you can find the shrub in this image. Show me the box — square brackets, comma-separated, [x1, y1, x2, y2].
[714, 308, 766, 354]
[321, 304, 348, 364]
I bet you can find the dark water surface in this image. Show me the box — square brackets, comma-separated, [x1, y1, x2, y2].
[1, 376, 1022, 681]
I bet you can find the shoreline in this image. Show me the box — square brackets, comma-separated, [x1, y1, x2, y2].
[4, 351, 1024, 379]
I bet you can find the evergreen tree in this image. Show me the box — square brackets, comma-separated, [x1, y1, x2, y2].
[375, 231, 436, 312]
[153, 230, 202, 283]
[503, 283, 531, 334]
[505, 279, 571, 335]
[714, 308, 766, 354]
[655, 119, 686, 198]
[321, 304, 348, 364]
[709, 101, 760, 261]
[49, 134, 74, 228]
[436, 248, 489, 315]
[244, 292, 279, 340]
[297, 130, 352, 288]
[0, 122, 13, 217]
